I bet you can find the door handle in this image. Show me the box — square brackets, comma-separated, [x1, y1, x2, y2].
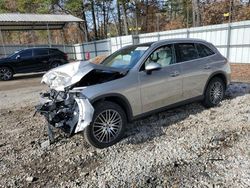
[204, 65, 211, 69]
[170, 71, 180, 77]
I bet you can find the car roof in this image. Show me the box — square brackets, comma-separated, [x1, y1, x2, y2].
[125, 38, 210, 49]
[20, 47, 59, 51]
[151, 38, 209, 46]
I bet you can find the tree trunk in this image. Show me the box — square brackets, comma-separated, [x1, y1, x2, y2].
[120, 1, 128, 35]
[91, 1, 98, 40]
[117, 1, 122, 36]
[145, 0, 149, 32]
[81, 2, 89, 42]
[192, 0, 200, 27]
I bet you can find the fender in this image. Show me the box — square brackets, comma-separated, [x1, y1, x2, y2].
[90, 93, 134, 122]
[203, 71, 228, 95]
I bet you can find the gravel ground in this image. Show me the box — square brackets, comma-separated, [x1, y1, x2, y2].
[0, 82, 250, 187]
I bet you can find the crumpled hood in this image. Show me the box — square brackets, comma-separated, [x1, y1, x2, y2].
[42, 61, 95, 91]
[42, 61, 127, 91]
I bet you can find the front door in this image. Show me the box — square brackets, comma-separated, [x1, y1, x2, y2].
[14, 49, 34, 73]
[139, 44, 183, 113]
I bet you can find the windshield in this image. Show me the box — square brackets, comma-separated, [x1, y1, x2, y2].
[101, 45, 149, 69]
[8, 50, 20, 58]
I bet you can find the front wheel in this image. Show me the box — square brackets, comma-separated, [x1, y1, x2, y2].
[203, 77, 225, 108]
[0, 67, 13, 81]
[84, 101, 127, 148]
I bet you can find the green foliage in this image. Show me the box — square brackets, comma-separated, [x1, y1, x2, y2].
[64, 0, 83, 15]
[17, 0, 52, 13]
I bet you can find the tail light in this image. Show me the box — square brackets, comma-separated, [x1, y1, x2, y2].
[64, 53, 68, 60]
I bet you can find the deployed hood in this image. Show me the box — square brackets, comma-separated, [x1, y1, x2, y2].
[42, 61, 127, 91]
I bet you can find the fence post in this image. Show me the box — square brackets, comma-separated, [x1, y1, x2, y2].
[82, 43, 85, 60]
[226, 23, 231, 59]
[0, 29, 6, 57]
[94, 41, 97, 57]
[72, 44, 76, 60]
[186, 28, 190, 38]
[119, 36, 122, 48]
[109, 38, 112, 54]
[133, 35, 139, 45]
[46, 23, 52, 48]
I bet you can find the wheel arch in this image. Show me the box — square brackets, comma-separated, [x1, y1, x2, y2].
[90, 93, 133, 122]
[203, 71, 227, 95]
[0, 65, 15, 74]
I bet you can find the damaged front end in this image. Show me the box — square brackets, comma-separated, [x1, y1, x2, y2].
[35, 89, 94, 143]
[35, 61, 127, 144]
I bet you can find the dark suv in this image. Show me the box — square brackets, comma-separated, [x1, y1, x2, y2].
[0, 48, 68, 80]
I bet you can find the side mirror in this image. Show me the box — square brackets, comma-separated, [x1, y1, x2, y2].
[16, 54, 21, 60]
[145, 62, 161, 75]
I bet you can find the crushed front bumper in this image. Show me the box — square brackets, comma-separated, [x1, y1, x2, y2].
[35, 90, 94, 143]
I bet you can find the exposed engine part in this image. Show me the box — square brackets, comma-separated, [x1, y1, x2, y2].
[35, 89, 94, 142]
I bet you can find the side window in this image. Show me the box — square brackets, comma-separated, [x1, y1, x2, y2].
[144, 45, 174, 69]
[19, 49, 32, 58]
[34, 49, 49, 56]
[49, 49, 59, 55]
[196, 43, 215, 58]
[175, 43, 199, 63]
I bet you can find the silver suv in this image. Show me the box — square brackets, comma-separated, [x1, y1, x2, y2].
[36, 39, 231, 148]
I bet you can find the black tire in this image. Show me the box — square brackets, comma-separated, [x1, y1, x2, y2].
[203, 77, 226, 108]
[84, 101, 127, 148]
[50, 61, 61, 69]
[0, 67, 13, 81]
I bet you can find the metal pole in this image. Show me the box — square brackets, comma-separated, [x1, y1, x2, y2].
[94, 41, 97, 57]
[226, 0, 232, 59]
[31, 29, 35, 47]
[47, 23, 52, 48]
[60, 30, 66, 53]
[0, 29, 6, 57]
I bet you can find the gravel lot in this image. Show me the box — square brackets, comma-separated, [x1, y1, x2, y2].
[0, 74, 250, 187]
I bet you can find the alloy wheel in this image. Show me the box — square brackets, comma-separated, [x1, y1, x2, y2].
[210, 81, 223, 104]
[0, 67, 12, 80]
[92, 109, 123, 144]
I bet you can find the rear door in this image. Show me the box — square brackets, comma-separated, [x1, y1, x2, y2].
[175, 42, 215, 100]
[33, 48, 50, 71]
[139, 44, 183, 113]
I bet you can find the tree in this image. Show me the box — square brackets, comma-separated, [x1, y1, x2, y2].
[119, 0, 129, 35]
[192, 0, 201, 26]
[91, 0, 98, 40]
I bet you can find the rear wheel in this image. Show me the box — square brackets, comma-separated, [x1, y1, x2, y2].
[84, 101, 127, 148]
[0, 67, 13, 81]
[203, 77, 225, 107]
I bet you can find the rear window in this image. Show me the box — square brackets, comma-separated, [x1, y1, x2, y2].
[34, 49, 49, 56]
[49, 49, 60, 54]
[196, 43, 215, 58]
[175, 43, 199, 63]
